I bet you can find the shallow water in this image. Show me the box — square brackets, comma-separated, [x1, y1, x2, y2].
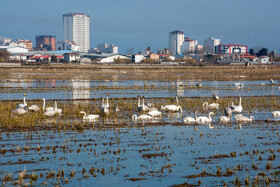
[0, 79, 279, 101]
[0, 123, 279, 186]
[1, 77, 280, 186]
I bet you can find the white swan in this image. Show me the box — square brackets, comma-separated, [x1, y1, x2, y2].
[196, 112, 214, 124]
[161, 105, 183, 113]
[54, 101, 62, 115]
[100, 95, 110, 115]
[12, 106, 28, 115]
[138, 96, 150, 112]
[235, 115, 254, 123]
[183, 111, 197, 124]
[147, 109, 161, 117]
[17, 94, 27, 109]
[80, 111, 99, 122]
[132, 114, 152, 121]
[271, 111, 280, 117]
[203, 102, 219, 109]
[43, 100, 61, 116]
[219, 115, 231, 123]
[29, 105, 40, 111]
[42, 98, 55, 111]
[270, 79, 274, 84]
[231, 97, 243, 113]
[105, 94, 109, 108]
[29, 100, 40, 112]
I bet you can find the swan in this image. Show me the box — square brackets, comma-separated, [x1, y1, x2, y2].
[270, 79, 274, 84]
[231, 97, 243, 113]
[196, 83, 202, 87]
[183, 111, 197, 124]
[203, 102, 219, 109]
[271, 111, 280, 117]
[161, 105, 183, 113]
[12, 106, 28, 115]
[235, 115, 254, 123]
[43, 101, 61, 116]
[54, 101, 62, 115]
[105, 94, 109, 108]
[80, 111, 99, 122]
[219, 115, 231, 123]
[132, 114, 152, 121]
[224, 103, 232, 117]
[29, 104, 40, 111]
[29, 100, 40, 112]
[147, 109, 161, 117]
[42, 99, 55, 111]
[196, 112, 214, 124]
[138, 96, 150, 112]
[17, 94, 27, 109]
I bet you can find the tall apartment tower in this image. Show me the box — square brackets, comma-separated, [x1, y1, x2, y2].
[204, 37, 220, 54]
[169, 30, 184, 54]
[36, 35, 56, 51]
[63, 13, 90, 52]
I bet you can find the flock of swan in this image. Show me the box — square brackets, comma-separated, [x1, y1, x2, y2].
[12, 93, 280, 124]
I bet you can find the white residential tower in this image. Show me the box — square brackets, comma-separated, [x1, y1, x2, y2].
[169, 30, 184, 54]
[63, 13, 90, 52]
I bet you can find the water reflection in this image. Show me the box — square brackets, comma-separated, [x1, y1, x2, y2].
[71, 80, 90, 102]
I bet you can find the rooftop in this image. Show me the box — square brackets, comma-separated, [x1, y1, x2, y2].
[170, 30, 184, 34]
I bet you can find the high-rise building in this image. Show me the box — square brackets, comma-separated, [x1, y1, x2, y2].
[204, 37, 220, 54]
[63, 13, 90, 52]
[169, 30, 184, 54]
[35, 35, 56, 51]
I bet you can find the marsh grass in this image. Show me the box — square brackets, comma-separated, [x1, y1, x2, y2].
[0, 95, 279, 130]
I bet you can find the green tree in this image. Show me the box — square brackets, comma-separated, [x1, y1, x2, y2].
[249, 48, 254, 55]
[257, 48, 268, 57]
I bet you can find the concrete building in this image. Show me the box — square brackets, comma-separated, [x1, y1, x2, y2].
[57, 41, 80, 51]
[83, 53, 129, 63]
[64, 52, 80, 62]
[0, 46, 28, 61]
[215, 44, 247, 54]
[204, 37, 220, 54]
[63, 13, 90, 52]
[149, 53, 160, 60]
[35, 35, 56, 51]
[169, 30, 184, 54]
[132, 54, 145, 63]
[181, 38, 197, 54]
[97, 43, 118, 54]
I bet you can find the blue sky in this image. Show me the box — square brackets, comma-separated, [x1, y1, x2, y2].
[1, 0, 280, 54]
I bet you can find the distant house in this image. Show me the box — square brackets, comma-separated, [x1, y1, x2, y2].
[257, 56, 270, 64]
[83, 53, 129, 63]
[132, 54, 145, 63]
[64, 52, 80, 62]
[149, 53, 159, 60]
[0, 46, 28, 61]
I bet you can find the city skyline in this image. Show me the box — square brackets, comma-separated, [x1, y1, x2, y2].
[1, 0, 280, 54]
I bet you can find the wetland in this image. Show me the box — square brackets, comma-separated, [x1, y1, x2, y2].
[0, 65, 280, 186]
